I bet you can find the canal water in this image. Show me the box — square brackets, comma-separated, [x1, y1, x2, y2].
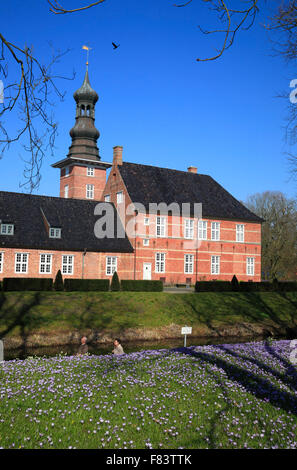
[3, 334, 284, 361]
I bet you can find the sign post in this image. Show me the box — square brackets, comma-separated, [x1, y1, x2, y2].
[181, 326, 192, 347]
[0, 340, 3, 362]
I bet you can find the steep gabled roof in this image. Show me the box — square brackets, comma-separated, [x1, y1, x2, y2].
[118, 162, 263, 222]
[0, 191, 133, 253]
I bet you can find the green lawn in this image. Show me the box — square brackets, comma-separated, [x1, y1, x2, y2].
[0, 291, 296, 340]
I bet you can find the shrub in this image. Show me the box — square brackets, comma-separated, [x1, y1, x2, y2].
[3, 278, 53, 291]
[54, 270, 64, 291]
[121, 280, 163, 292]
[111, 271, 120, 291]
[64, 279, 110, 292]
[231, 275, 240, 291]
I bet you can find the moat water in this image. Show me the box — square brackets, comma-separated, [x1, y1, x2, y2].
[3, 334, 288, 361]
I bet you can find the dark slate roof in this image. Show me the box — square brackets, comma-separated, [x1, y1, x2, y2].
[119, 162, 263, 222]
[0, 191, 133, 253]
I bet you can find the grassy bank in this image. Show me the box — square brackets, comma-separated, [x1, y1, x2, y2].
[1, 340, 297, 449]
[0, 291, 297, 346]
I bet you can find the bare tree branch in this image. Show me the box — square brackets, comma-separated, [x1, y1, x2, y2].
[0, 33, 74, 192]
[191, 0, 260, 62]
[47, 0, 106, 14]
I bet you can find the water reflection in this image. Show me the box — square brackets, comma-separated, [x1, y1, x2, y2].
[3, 335, 275, 361]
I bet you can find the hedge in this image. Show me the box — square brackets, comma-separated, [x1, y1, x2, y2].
[195, 281, 233, 292]
[121, 280, 163, 292]
[3, 278, 53, 291]
[195, 280, 297, 292]
[64, 279, 110, 292]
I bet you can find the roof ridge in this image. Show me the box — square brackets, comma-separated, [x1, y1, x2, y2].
[122, 161, 209, 177]
[0, 191, 109, 205]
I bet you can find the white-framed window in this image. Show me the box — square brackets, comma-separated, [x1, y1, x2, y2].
[236, 224, 245, 242]
[211, 255, 220, 275]
[116, 191, 123, 204]
[49, 228, 61, 239]
[0, 252, 3, 273]
[184, 219, 194, 239]
[87, 166, 95, 177]
[104, 194, 110, 202]
[198, 220, 207, 240]
[184, 254, 194, 274]
[156, 216, 166, 237]
[86, 184, 94, 199]
[15, 253, 29, 274]
[64, 166, 70, 177]
[144, 217, 150, 226]
[246, 257, 255, 276]
[143, 239, 149, 246]
[211, 222, 220, 241]
[106, 256, 117, 276]
[39, 254, 52, 274]
[155, 253, 166, 273]
[62, 255, 74, 275]
[1, 224, 14, 235]
[64, 185, 69, 199]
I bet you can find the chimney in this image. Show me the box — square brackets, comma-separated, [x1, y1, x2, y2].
[188, 166, 197, 174]
[113, 146, 123, 166]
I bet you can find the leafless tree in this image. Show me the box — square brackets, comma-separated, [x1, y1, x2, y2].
[267, 1, 297, 182]
[245, 191, 297, 280]
[0, 33, 73, 192]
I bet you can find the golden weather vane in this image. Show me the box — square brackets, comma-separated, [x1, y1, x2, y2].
[82, 45, 92, 69]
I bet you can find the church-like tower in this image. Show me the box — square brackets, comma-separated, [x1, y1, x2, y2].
[52, 67, 111, 200]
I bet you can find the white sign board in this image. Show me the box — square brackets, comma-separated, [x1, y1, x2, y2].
[181, 327, 192, 335]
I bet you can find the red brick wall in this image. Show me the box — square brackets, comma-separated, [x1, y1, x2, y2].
[60, 164, 107, 201]
[103, 164, 262, 283]
[0, 248, 134, 281]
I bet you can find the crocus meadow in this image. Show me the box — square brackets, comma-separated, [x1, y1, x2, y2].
[0, 339, 297, 449]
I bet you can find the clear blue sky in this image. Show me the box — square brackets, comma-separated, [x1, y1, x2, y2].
[1, 0, 296, 202]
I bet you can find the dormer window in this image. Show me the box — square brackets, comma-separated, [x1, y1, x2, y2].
[1, 224, 14, 235]
[49, 227, 61, 239]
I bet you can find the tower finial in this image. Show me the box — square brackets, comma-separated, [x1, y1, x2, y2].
[82, 45, 92, 71]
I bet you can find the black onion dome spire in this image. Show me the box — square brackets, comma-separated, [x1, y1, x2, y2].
[68, 68, 101, 161]
[73, 69, 99, 104]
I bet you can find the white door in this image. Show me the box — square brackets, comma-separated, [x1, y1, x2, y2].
[143, 263, 152, 280]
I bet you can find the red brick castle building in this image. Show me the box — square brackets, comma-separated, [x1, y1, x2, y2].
[0, 68, 263, 283]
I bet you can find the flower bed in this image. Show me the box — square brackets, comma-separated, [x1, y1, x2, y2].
[0, 340, 297, 449]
